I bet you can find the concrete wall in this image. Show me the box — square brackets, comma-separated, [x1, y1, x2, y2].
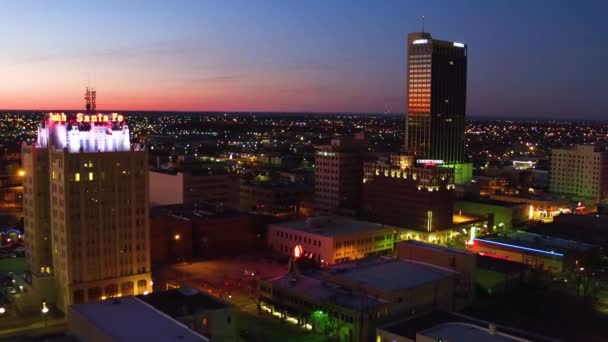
[149, 171, 184, 206]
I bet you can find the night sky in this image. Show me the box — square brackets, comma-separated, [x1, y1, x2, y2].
[1, 0, 607, 118]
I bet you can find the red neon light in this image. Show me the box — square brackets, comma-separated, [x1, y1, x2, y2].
[293, 244, 303, 259]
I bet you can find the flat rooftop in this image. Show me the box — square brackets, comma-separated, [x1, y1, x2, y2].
[457, 198, 524, 208]
[327, 257, 455, 292]
[150, 202, 247, 220]
[269, 273, 385, 310]
[138, 287, 231, 317]
[270, 216, 387, 237]
[476, 231, 594, 255]
[380, 310, 553, 342]
[70, 296, 208, 341]
[399, 240, 474, 256]
[421, 322, 526, 342]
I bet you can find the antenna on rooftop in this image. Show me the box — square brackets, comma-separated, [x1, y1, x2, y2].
[85, 86, 92, 112]
[421, 16, 425, 33]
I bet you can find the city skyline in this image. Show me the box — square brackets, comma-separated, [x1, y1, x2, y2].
[1, 0, 607, 118]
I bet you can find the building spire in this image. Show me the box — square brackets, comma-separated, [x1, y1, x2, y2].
[421, 15, 425, 33]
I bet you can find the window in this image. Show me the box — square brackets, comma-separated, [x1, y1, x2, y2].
[75, 173, 80, 182]
[88, 172, 94, 181]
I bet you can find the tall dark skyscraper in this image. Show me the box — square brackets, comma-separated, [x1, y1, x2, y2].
[405, 32, 467, 167]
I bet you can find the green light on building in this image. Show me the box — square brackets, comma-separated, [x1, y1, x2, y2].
[442, 162, 473, 185]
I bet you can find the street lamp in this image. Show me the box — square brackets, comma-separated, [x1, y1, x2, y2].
[41, 302, 49, 314]
[0, 307, 5, 314]
[18, 170, 25, 177]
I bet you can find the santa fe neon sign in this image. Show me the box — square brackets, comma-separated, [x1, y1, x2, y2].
[49, 112, 124, 123]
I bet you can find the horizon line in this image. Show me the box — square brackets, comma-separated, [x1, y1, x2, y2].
[0, 109, 605, 122]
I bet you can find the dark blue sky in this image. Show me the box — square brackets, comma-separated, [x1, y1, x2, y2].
[1, 0, 607, 118]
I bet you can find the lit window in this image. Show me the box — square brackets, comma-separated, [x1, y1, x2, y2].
[88, 172, 94, 181]
[75, 173, 80, 182]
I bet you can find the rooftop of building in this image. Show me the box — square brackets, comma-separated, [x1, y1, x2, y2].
[379, 310, 553, 342]
[489, 192, 570, 203]
[268, 272, 386, 310]
[474, 230, 595, 255]
[241, 181, 308, 190]
[269, 216, 387, 237]
[421, 322, 523, 342]
[138, 287, 231, 317]
[452, 212, 486, 225]
[456, 197, 524, 208]
[70, 296, 208, 341]
[552, 144, 606, 153]
[326, 257, 455, 292]
[398, 240, 474, 256]
[150, 201, 248, 220]
[150, 164, 232, 177]
[528, 214, 608, 245]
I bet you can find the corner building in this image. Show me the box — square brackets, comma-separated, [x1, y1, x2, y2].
[23, 110, 152, 313]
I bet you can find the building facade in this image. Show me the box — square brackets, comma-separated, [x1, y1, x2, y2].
[362, 158, 455, 232]
[314, 133, 368, 215]
[405, 32, 467, 166]
[405, 32, 471, 184]
[22, 94, 152, 313]
[239, 181, 309, 215]
[149, 168, 239, 207]
[267, 216, 394, 265]
[549, 145, 608, 203]
[259, 257, 456, 342]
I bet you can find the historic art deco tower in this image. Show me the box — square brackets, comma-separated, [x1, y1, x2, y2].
[405, 32, 471, 183]
[22, 89, 152, 313]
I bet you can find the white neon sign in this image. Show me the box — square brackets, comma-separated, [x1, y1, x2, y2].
[416, 159, 445, 165]
[413, 39, 428, 45]
[453, 42, 465, 48]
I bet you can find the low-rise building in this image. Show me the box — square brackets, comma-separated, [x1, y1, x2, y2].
[267, 216, 394, 264]
[467, 231, 598, 273]
[149, 165, 239, 207]
[476, 255, 532, 294]
[138, 287, 236, 341]
[376, 310, 551, 342]
[150, 203, 261, 263]
[397, 240, 475, 308]
[488, 193, 572, 223]
[69, 295, 208, 342]
[455, 198, 528, 230]
[259, 257, 457, 342]
[239, 181, 310, 215]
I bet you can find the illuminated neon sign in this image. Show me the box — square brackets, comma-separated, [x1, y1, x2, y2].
[453, 42, 465, 48]
[77, 113, 124, 123]
[294, 244, 303, 259]
[49, 112, 124, 123]
[413, 39, 428, 45]
[49, 113, 67, 122]
[416, 159, 444, 165]
[474, 238, 564, 257]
